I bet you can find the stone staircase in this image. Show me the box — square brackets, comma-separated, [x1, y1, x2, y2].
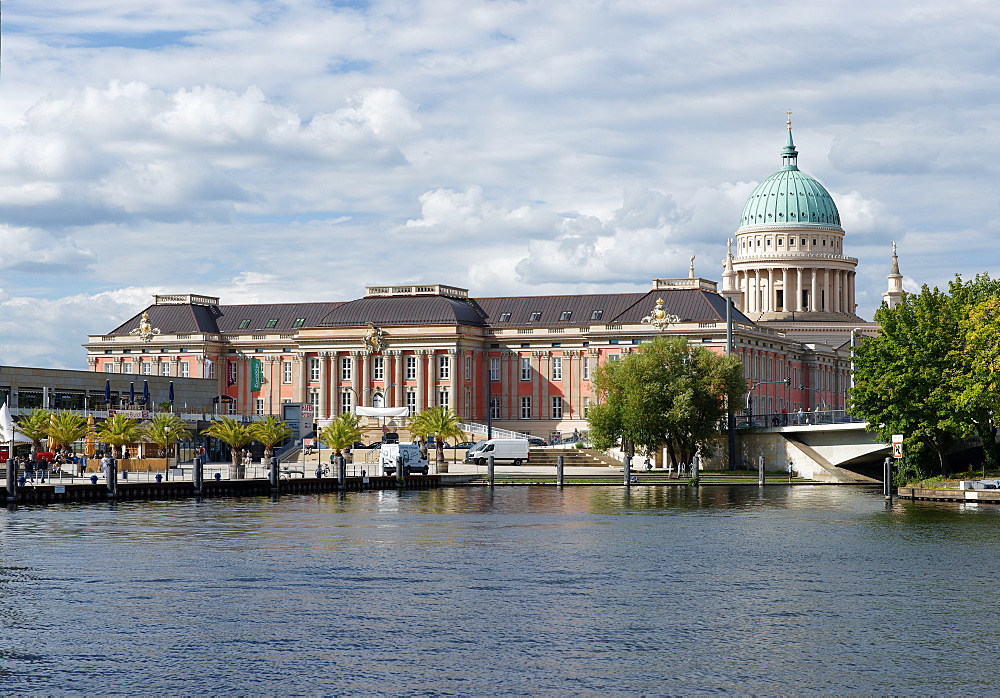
[526, 448, 620, 468]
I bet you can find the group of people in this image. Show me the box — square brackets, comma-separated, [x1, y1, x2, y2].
[9, 454, 51, 482]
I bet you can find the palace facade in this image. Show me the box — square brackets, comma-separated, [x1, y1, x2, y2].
[85, 126, 895, 440]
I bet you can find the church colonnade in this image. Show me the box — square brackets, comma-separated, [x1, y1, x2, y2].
[736, 267, 855, 314]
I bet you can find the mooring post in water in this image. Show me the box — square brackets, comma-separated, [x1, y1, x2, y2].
[488, 455, 495, 487]
[883, 457, 893, 500]
[193, 454, 203, 496]
[107, 460, 117, 498]
[6, 457, 16, 502]
[624, 455, 632, 487]
[337, 455, 346, 491]
[556, 455, 564, 487]
[269, 456, 279, 491]
[758, 455, 765, 486]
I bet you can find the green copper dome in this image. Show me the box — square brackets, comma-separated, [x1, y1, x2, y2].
[739, 129, 841, 229]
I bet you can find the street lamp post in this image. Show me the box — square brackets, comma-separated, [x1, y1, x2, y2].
[745, 378, 791, 428]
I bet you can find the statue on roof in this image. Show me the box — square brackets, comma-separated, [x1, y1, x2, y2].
[129, 312, 161, 342]
[642, 298, 680, 331]
[364, 322, 385, 353]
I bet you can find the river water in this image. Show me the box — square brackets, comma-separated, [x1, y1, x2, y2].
[1, 485, 996, 695]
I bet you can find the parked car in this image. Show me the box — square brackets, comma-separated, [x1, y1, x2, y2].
[447, 441, 476, 449]
[527, 437, 547, 447]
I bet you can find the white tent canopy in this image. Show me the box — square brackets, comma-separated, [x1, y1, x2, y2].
[355, 406, 409, 418]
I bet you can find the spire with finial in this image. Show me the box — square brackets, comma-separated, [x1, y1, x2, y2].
[883, 241, 904, 308]
[689, 254, 696, 279]
[782, 109, 798, 170]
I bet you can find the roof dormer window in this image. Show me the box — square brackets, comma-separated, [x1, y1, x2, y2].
[529, 312, 541, 322]
[238, 320, 251, 329]
[499, 312, 511, 322]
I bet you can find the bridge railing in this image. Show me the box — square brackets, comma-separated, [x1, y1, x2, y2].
[732, 410, 865, 430]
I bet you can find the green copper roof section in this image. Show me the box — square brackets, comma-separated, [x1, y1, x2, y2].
[739, 128, 841, 229]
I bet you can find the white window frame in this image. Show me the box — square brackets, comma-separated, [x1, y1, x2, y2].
[464, 355, 471, 381]
[123, 362, 134, 374]
[520, 357, 531, 381]
[583, 396, 591, 417]
[309, 357, 321, 382]
[180, 361, 190, 378]
[520, 396, 531, 419]
[341, 357, 352, 381]
[405, 356, 416, 380]
[489, 357, 500, 382]
[104, 363, 116, 373]
[551, 396, 563, 419]
[405, 390, 416, 416]
[341, 391, 353, 414]
[160, 362, 171, 376]
[255, 398, 265, 416]
[551, 357, 562, 381]
[438, 355, 450, 380]
[140, 362, 152, 375]
[373, 356, 384, 381]
[489, 396, 501, 420]
[582, 357, 590, 380]
[282, 361, 293, 384]
[438, 390, 449, 409]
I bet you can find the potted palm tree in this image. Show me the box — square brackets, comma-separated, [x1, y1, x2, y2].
[15, 408, 52, 460]
[201, 416, 254, 478]
[47, 411, 89, 474]
[142, 412, 192, 471]
[250, 415, 293, 468]
[92, 413, 145, 459]
[319, 413, 364, 465]
[408, 406, 464, 474]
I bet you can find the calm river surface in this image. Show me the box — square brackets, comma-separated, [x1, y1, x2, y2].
[1, 485, 997, 695]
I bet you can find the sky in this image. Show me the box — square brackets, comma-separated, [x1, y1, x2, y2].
[1, 0, 999, 368]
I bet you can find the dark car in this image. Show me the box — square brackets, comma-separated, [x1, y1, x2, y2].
[447, 441, 476, 449]
[527, 437, 547, 447]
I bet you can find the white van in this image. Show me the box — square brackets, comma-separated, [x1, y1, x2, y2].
[379, 443, 430, 476]
[464, 439, 530, 466]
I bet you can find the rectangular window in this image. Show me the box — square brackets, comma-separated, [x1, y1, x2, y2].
[499, 312, 511, 322]
[590, 310, 603, 321]
[123, 362, 134, 374]
[341, 357, 352, 381]
[405, 356, 416, 380]
[559, 311, 572, 321]
[180, 361, 190, 378]
[140, 362, 152, 375]
[520, 357, 531, 381]
[161, 362, 170, 376]
[464, 355, 471, 381]
[283, 361, 293, 384]
[551, 357, 562, 381]
[104, 363, 116, 373]
[529, 312, 541, 321]
[292, 318, 305, 328]
[551, 396, 563, 419]
[438, 355, 450, 380]
[239, 319, 251, 329]
[255, 398, 265, 416]
[489, 396, 501, 420]
[341, 391, 353, 414]
[373, 356, 384, 381]
[608, 354, 620, 362]
[309, 390, 319, 410]
[520, 396, 532, 419]
[489, 357, 500, 382]
[438, 390, 449, 409]
[309, 357, 320, 381]
[582, 357, 591, 380]
[405, 391, 416, 416]
[583, 396, 591, 417]
[265, 319, 278, 328]
[207, 361, 216, 379]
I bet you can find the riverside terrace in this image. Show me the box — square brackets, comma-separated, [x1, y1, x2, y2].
[0, 365, 217, 414]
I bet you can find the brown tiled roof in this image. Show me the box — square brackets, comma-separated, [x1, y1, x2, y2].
[108, 302, 342, 335]
[318, 296, 489, 327]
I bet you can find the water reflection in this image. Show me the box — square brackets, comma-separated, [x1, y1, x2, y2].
[0, 486, 998, 694]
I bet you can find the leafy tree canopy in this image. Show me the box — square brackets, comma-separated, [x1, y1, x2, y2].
[587, 336, 744, 466]
[320, 413, 364, 455]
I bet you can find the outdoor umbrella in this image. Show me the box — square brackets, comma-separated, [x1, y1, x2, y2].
[129, 382, 135, 405]
[142, 380, 149, 406]
[168, 381, 174, 404]
[104, 380, 111, 405]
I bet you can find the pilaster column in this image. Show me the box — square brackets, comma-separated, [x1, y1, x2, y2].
[449, 348, 459, 414]
[391, 351, 404, 408]
[848, 271, 856, 314]
[810, 268, 818, 312]
[350, 351, 362, 411]
[296, 355, 307, 404]
[361, 352, 371, 408]
[318, 352, 330, 420]
[782, 268, 790, 311]
[415, 350, 427, 413]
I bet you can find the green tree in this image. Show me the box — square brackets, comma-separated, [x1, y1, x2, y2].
[47, 411, 89, 453]
[15, 408, 52, 457]
[250, 415, 293, 463]
[319, 413, 364, 458]
[201, 416, 255, 474]
[851, 274, 1000, 481]
[408, 406, 464, 473]
[587, 336, 744, 468]
[92, 413, 145, 459]
[142, 412, 192, 467]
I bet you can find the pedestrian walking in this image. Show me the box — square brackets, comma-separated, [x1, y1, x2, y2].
[38, 455, 49, 482]
[24, 456, 35, 483]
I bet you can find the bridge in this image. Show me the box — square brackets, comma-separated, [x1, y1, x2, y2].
[730, 412, 889, 483]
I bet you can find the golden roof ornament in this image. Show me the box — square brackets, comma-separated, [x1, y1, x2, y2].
[364, 322, 385, 353]
[641, 298, 679, 331]
[129, 312, 161, 342]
